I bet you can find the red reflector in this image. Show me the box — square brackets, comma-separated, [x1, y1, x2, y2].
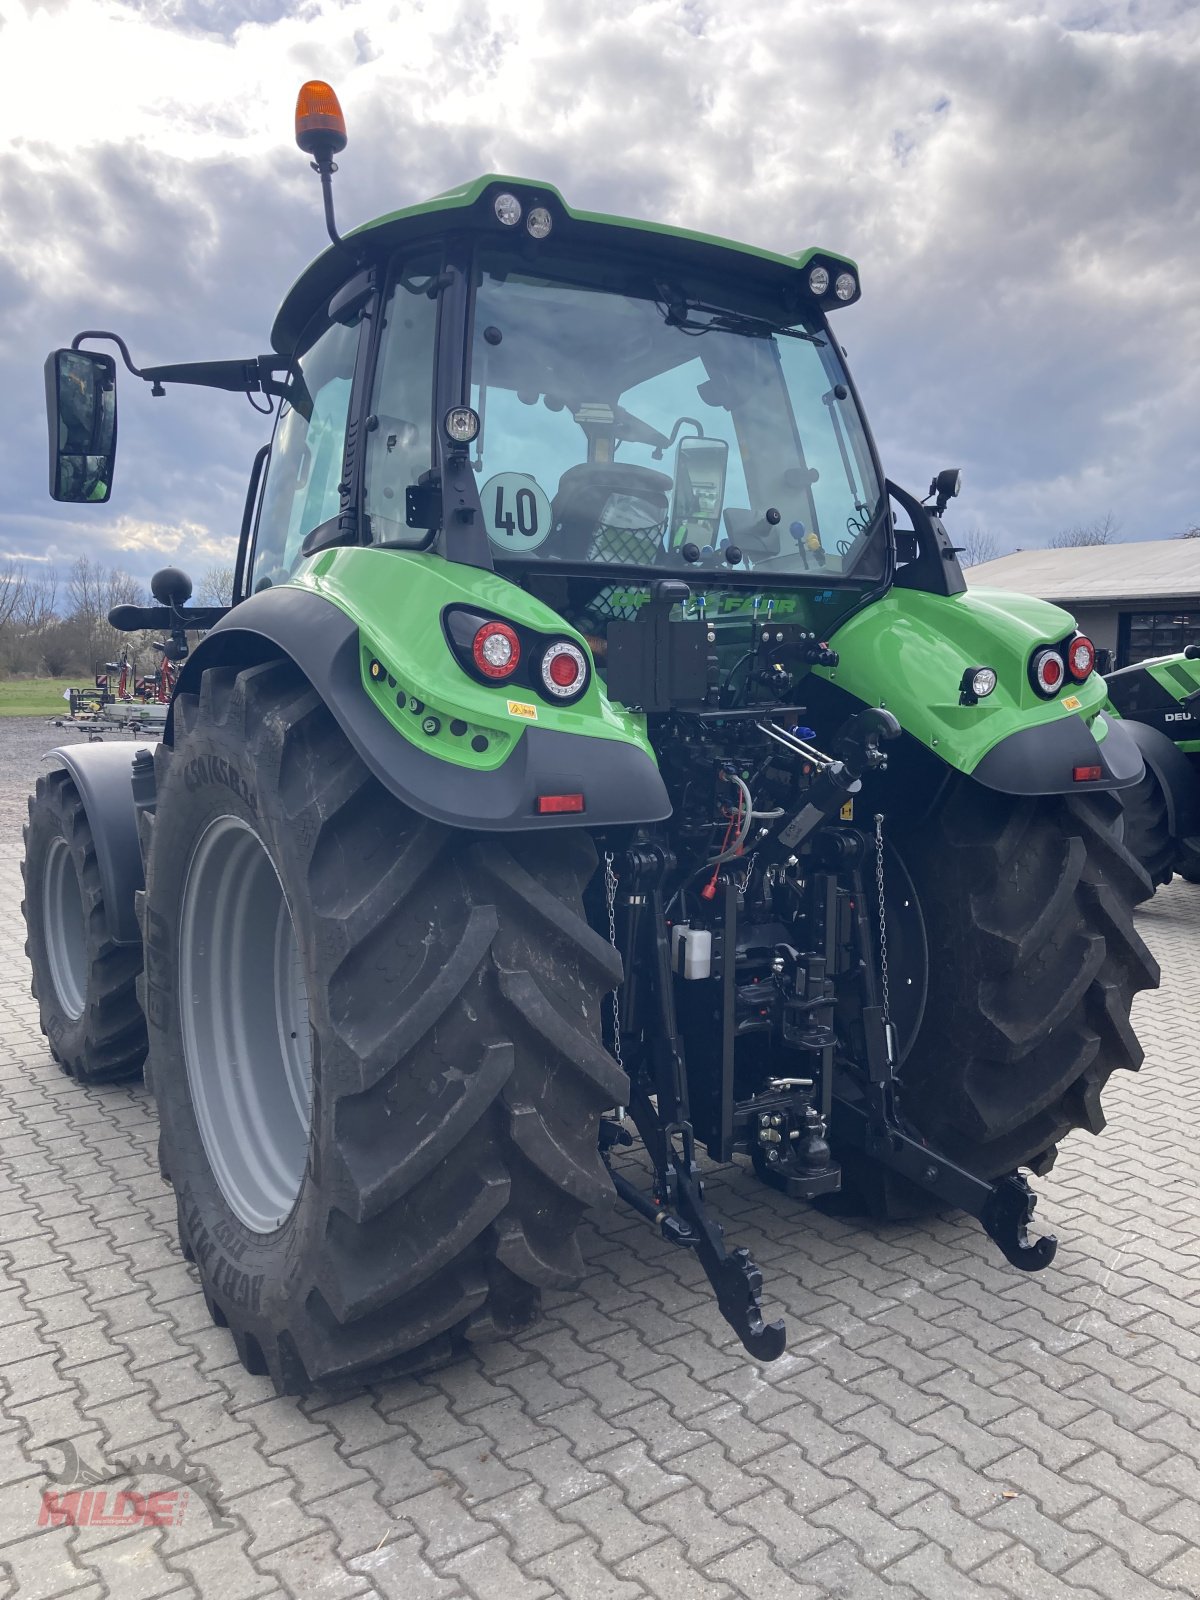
[535, 793, 585, 814]
[1073, 765, 1102, 783]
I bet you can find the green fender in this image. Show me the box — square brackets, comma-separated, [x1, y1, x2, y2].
[173, 547, 670, 832]
[814, 586, 1142, 795]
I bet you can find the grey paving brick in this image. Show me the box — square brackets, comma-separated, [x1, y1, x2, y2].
[980, 1492, 1099, 1573]
[527, 1537, 646, 1600]
[590, 1440, 690, 1511]
[161, 1530, 275, 1600]
[1063, 1446, 1177, 1520]
[893, 1489, 1013, 1573]
[348, 1533, 463, 1600]
[973, 1544, 1108, 1600]
[706, 1538, 825, 1600]
[884, 1542, 1010, 1599]
[984, 1448, 1098, 1519]
[558, 1486, 663, 1564]
[1064, 1494, 1183, 1575]
[809, 1487, 922, 1568]
[388, 1485, 496, 1562]
[440, 1536, 553, 1600]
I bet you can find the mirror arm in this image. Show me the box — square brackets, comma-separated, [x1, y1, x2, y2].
[69, 332, 290, 399]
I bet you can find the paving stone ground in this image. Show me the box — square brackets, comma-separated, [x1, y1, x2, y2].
[0, 716, 1197, 1599]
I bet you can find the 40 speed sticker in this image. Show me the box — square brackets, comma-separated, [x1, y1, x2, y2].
[483, 472, 552, 553]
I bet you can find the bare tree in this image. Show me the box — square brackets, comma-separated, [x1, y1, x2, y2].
[1178, 524, 1200, 539]
[0, 560, 25, 635]
[198, 565, 235, 608]
[16, 567, 58, 635]
[958, 525, 1003, 568]
[1049, 511, 1120, 549]
[67, 556, 145, 672]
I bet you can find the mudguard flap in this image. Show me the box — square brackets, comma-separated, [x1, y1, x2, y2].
[44, 741, 156, 946]
[969, 708, 1143, 797]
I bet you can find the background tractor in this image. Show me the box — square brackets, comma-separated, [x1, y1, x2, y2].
[1105, 648, 1200, 886]
[23, 82, 1158, 1391]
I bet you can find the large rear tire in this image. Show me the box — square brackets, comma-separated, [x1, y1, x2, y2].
[891, 782, 1159, 1182]
[1118, 768, 1175, 887]
[22, 770, 146, 1083]
[140, 660, 626, 1393]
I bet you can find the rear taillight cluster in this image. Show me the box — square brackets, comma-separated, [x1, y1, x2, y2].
[1030, 634, 1095, 699]
[472, 621, 521, 679]
[444, 608, 591, 705]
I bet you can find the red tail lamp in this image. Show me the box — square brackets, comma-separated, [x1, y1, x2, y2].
[1067, 636, 1095, 681]
[1073, 765, 1103, 783]
[472, 621, 521, 680]
[540, 640, 589, 701]
[1030, 647, 1065, 698]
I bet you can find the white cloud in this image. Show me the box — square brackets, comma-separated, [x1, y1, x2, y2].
[0, 0, 1197, 580]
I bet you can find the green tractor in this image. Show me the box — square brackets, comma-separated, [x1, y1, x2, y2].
[24, 83, 1159, 1391]
[1104, 649, 1200, 885]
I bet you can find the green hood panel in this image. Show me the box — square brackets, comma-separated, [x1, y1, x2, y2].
[815, 586, 1106, 773]
[1145, 653, 1200, 701]
[289, 547, 654, 772]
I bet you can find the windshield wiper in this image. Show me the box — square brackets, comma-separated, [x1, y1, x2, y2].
[655, 287, 825, 346]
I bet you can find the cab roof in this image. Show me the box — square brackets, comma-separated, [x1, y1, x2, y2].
[270, 173, 860, 353]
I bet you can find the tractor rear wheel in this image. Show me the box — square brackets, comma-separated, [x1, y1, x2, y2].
[22, 770, 146, 1083]
[139, 660, 626, 1393]
[888, 782, 1158, 1184]
[1118, 767, 1175, 887]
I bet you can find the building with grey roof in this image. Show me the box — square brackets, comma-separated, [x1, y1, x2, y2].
[966, 540, 1200, 669]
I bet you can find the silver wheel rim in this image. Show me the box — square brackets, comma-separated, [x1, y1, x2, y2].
[178, 816, 313, 1233]
[43, 836, 87, 1020]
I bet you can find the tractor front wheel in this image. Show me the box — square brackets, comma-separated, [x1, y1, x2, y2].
[140, 660, 626, 1393]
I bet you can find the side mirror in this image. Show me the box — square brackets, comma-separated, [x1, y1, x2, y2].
[44, 349, 117, 503]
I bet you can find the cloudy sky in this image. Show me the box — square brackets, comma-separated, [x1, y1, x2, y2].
[1, 0, 1197, 588]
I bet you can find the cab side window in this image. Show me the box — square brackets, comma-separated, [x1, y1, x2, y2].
[250, 316, 362, 591]
[363, 256, 440, 545]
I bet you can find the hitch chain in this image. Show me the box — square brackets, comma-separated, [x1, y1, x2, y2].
[603, 851, 625, 1082]
[873, 813, 897, 1066]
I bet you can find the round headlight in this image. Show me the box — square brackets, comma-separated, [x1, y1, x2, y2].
[493, 192, 522, 227]
[835, 272, 857, 301]
[526, 206, 553, 239]
[444, 406, 480, 445]
[808, 266, 829, 296]
[971, 667, 997, 699]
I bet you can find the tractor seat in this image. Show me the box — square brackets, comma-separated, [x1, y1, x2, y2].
[549, 463, 672, 563]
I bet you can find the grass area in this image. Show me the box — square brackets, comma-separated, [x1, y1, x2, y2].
[0, 679, 82, 717]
